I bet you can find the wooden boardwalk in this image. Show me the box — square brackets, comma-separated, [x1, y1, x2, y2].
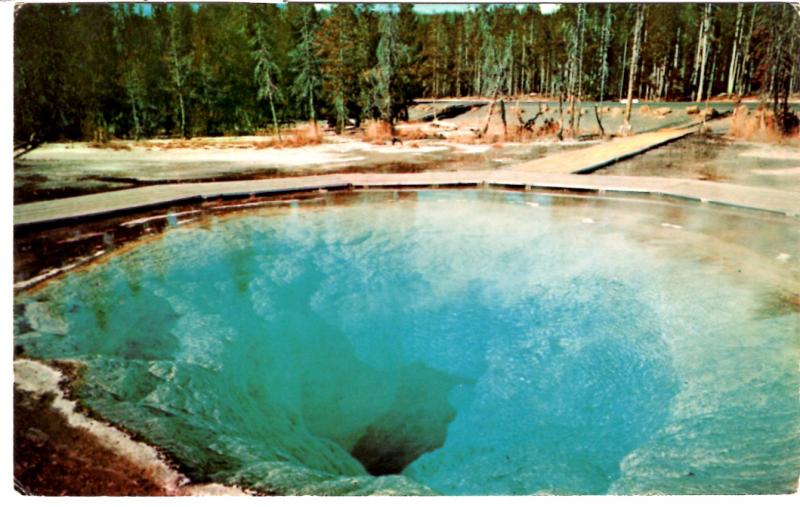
[14, 169, 800, 228]
[504, 126, 696, 174]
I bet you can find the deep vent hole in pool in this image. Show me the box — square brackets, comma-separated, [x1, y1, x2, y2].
[338, 364, 466, 476]
[348, 414, 447, 476]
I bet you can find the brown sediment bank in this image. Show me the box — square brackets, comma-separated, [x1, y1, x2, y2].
[14, 387, 168, 496]
[13, 358, 250, 496]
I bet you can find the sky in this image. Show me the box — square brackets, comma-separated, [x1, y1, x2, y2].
[127, 2, 563, 17]
[314, 3, 562, 15]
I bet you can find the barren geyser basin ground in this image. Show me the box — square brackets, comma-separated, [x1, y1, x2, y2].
[14, 191, 800, 495]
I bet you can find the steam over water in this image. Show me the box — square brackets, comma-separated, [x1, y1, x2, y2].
[14, 191, 800, 494]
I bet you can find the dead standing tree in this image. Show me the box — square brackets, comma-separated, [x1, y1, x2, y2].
[569, 4, 586, 136]
[726, 3, 745, 97]
[165, 6, 192, 139]
[623, 4, 646, 133]
[735, 4, 758, 96]
[480, 34, 513, 138]
[695, 4, 713, 103]
[598, 4, 613, 103]
[765, 3, 800, 133]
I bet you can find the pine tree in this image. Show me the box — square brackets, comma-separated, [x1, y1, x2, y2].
[369, 9, 411, 124]
[318, 5, 357, 132]
[251, 5, 283, 138]
[112, 4, 146, 139]
[13, 3, 799, 142]
[289, 4, 321, 125]
[163, 4, 193, 138]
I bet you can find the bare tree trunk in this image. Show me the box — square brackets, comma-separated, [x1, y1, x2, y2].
[557, 84, 565, 140]
[569, 93, 577, 134]
[599, 4, 612, 102]
[309, 90, 316, 126]
[669, 27, 681, 99]
[624, 5, 645, 129]
[594, 105, 605, 137]
[481, 89, 500, 136]
[170, 50, 187, 138]
[521, 38, 527, 93]
[168, 11, 189, 140]
[539, 56, 545, 94]
[727, 3, 744, 95]
[706, 48, 717, 101]
[792, 35, 800, 95]
[177, 92, 186, 138]
[527, 18, 534, 93]
[267, 89, 280, 140]
[691, 8, 704, 91]
[499, 99, 507, 136]
[455, 35, 462, 96]
[127, 84, 141, 139]
[568, 30, 576, 135]
[507, 33, 515, 95]
[640, 22, 649, 101]
[575, 4, 585, 134]
[696, 4, 712, 103]
[737, 4, 757, 96]
[619, 36, 628, 99]
[567, 5, 584, 136]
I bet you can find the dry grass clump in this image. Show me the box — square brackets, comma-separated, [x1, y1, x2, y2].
[729, 105, 799, 142]
[134, 139, 211, 149]
[365, 121, 439, 144]
[156, 140, 195, 149]
[253, 123, 325, 148]
[131, 123, 326, 150]
[504, 105, 561, 142]
[292, 122, 325, 145]
[395, 127, 429, 141]
[363, 120, 394, 144]
[505, 118, 561, 142]
[443, 131, 483, 144]
[87, 140, 132, 151]
[631, 104, 672, 118]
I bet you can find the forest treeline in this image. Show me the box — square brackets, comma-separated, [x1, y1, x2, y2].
[14, 2, 800, 142]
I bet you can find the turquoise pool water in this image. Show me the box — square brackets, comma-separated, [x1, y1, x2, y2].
[14, 191, 800, 495]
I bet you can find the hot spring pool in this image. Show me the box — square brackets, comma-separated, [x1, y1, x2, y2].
[14, 190, 800, 495]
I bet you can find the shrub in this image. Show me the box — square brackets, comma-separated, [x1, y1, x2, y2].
[363, 120, 394, 144]
[87, 140, 132, 151]
[729, 104, 798, 142]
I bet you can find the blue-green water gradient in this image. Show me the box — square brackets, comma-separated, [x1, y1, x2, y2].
[14, 191, 800, 494]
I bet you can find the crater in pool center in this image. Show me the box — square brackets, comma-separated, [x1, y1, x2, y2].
[14, 190, 800, 495]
